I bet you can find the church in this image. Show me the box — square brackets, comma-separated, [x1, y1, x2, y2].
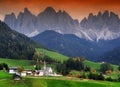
[35, 61, 54, 76]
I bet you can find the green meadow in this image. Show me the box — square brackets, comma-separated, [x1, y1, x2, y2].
[0, 49, 120, 87]
[0, 58, 34, 69]
[36, 48, 69, 62]
[84, 60, 118, 71]
[0, 73, 120, 87]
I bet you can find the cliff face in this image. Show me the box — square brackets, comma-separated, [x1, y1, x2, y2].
[4, 7, 80, 37]
[4, 7, 120, 41]
[80, 11, 120, 41]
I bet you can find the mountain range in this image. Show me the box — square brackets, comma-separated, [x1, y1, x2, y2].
[32, 30, 120, 64]
[4, 7, 120, 41]
[80, 11, 120, 41]
[4, 7, 79, 37]
[3, 7, 120, 64]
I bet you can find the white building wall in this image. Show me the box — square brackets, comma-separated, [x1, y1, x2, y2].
[21, 72, 26, 77]
[39, 71, 44, 76]
[9, 70, 16, 74]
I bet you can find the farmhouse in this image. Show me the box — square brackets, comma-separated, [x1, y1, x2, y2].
[21, 70, 32, 77]
[21, 71, 26, 77]
[9, 61, 61, 77]
[9, 67, 18, 74]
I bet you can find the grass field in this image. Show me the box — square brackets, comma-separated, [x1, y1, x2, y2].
[84, 60, 119, 79]
[0, 47, 119, 80]
[0, 74, 120, 87]
[0, 56, 120, 87]
[0, 58, 58, 70]
[0, 58, 34, 69]
[36, 48, 69, 62]
[84, 60, 118, 71]
[0, 71, 11, 79]
[0, 58, 118, 70]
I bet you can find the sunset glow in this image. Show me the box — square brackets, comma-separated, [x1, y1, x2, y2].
[0, 0, 120, 21]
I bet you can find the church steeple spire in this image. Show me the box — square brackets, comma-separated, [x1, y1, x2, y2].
[43, 61, 46, 70]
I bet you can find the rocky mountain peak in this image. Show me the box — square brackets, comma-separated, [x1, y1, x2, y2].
[4, 12, 16, 20]
[11, 12, 16, 18]
[4, 12, 17, 30]
[58, 10, 62, 13]
[110, 12, 119, 19]
[24, 8, 31, 14]
[43, 6, 56, 14]
[97, 12, 102, 18]
[88, 13, 94, 18]
[103, 10, 109, 17]
[80, 10, 120, 41]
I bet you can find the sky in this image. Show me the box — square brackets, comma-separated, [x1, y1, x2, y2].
[0, 0, 120, 21]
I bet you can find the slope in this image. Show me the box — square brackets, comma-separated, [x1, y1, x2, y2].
[0, 21, 44, 60]
[32, 30, 112, 61]
[0, 58, 33, 69]
[36, 48, 69, 62]
[101, 46, 120, 65]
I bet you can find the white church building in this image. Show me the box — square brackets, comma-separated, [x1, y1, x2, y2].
[34, 61, 55, 76]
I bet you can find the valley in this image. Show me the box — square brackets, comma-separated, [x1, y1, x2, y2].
[0, 2, 120, 87]
[0, 47, 120, 87]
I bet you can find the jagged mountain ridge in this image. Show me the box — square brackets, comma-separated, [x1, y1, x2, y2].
[80, 11, 120, 41]
[4, 7, 80, 37]
[4, 7, 120, 41]
[4, 8, 37, 35]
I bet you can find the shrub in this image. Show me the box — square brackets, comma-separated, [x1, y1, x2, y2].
[88, 72, 104, 80]
[106, 77, 113, 81]
[0, 63, 9, 71]
[100, 63, 113, 74]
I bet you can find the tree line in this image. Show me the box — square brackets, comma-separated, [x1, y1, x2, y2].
[56, 58, 120, 82]
[56, 58, 90, 75]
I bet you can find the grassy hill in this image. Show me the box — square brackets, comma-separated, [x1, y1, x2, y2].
[0, 58, 34, 69]
[36, 48, 118, 71]
[0, 47, 69, 69]
[0, 48, 69, 69]
[0, 47, 119, 79]
[36, 48, 69, 62]
[0, 57, 118, 70]
[84, 60, 119, 79]
[84, 60, 118, 71]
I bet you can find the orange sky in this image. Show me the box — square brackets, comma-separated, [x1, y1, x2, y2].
[0, 0, 120, 21]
